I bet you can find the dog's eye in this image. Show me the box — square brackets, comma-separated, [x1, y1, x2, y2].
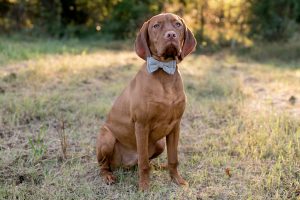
[153, 24, 160, 29]
[175, 22, 182, 27]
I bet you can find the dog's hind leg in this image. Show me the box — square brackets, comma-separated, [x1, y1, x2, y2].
[149, 138, 165, 160]
[96, 125, 117, 184]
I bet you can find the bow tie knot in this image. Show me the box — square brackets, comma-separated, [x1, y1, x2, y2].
[146, 57, 176, 75]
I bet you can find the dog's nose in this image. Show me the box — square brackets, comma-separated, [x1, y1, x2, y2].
[164, 31, 177, 40]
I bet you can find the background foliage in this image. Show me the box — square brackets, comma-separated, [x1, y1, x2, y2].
[0, 0, 300, 45]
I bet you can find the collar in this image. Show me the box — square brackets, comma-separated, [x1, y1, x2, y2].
[146, 57, 177, 75]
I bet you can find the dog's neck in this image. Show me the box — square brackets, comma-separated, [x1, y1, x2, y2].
[142, 59, 180, 89]
[151, 55, 175, 62]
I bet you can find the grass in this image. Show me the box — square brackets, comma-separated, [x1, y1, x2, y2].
[236, 36, 300, 69]
[0, 35, 133, 66]
[0, 36, 300, 199]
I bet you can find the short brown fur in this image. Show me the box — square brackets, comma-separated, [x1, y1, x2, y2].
[96, 13, 196, 191]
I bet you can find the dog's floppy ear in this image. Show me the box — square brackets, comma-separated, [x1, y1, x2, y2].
[179, 18, 197, 61]
[135, 21, 151, 60]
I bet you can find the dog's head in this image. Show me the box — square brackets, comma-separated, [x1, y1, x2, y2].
[135, 13, 197, 62]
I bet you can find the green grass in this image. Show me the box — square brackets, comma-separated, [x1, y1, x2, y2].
[0, 35, 133, 65]
[0, 37, 300, 199]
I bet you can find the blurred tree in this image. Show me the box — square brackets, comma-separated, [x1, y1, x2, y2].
[102, 0, 166, 39]
[39, 0, 61, 36]
[249, 0, 300, 41]
[0, 0, 299, 43]
[195, 0, 208, 45]
[0, 0, 27, 31]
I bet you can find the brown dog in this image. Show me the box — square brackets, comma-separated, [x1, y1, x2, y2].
[96, 13, 196, 190]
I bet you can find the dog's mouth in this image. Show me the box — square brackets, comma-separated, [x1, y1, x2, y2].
[161, 43, 180, 59]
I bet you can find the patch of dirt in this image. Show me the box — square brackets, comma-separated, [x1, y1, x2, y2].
[236, 66, 300, 118]
[0, 62, 29, 74]
[0, 167, 44, 186]
[3, 72, 17, 82]
[0, 86, 5, 94]
[243, 76, 259, 84]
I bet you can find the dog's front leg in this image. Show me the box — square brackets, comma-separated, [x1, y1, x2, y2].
[166, 122, 188, 186]
[135, 122, 150, 191]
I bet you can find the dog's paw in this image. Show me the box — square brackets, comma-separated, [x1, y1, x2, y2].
[171, 174, 189, 187]
[103, 173, 116, 185]
[138, 181, 150, 191]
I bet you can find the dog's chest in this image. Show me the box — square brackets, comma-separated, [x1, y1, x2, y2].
[148, 96, 185, 118]
[147, 95, 185, 140]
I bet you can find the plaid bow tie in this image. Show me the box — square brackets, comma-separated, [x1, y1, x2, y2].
[146, 57, 176, 75]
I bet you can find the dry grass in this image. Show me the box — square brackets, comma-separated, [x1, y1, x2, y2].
[0, 37, 300, 199]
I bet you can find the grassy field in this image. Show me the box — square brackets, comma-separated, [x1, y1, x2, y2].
[0, 36, 300, 199]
